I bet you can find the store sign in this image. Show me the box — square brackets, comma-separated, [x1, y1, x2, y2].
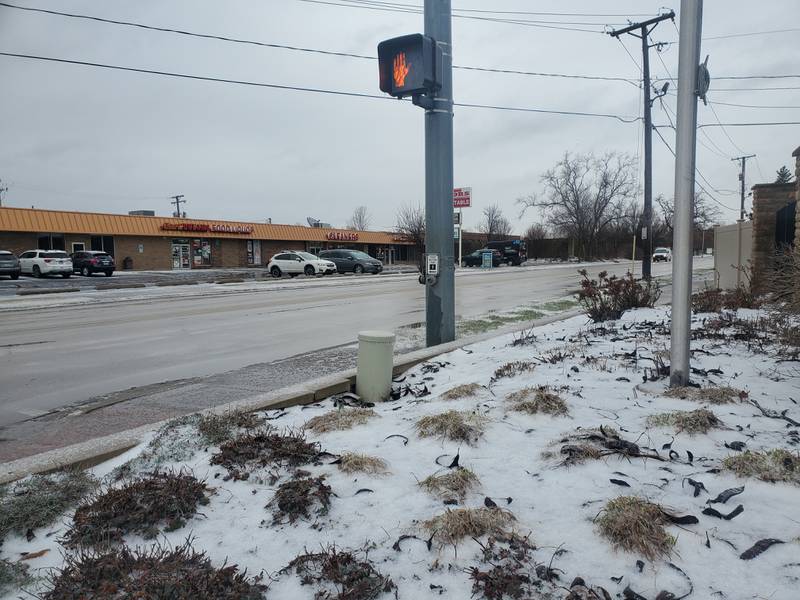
[453, 187, 472, 208]
[326, 231, 359, 241]
[160, 223, 254, 234]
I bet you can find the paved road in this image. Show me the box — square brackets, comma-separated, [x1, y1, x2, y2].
[0, 259, 707, 427]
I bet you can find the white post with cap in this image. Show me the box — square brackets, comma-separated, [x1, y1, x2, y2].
[356, 330, 396, 402]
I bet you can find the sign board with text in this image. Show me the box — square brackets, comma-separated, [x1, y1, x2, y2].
[453, 187, 472, 208]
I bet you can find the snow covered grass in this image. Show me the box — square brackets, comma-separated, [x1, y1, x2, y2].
[506, 386, 569, 416]
[664, 385, 744, 404]
[2, 304, 799, 600]
[440, 382, 482, 401]
[415, 410, 487, 445]
[646, 408, 723, 434]
[723, 449, 800, 485]
[419, 468, 481, 500]
[304, 407, 378, 433]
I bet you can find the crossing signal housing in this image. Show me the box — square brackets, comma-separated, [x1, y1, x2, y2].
[378, 34, 441, 98]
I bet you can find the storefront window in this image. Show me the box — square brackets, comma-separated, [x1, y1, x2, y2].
[192, 239, 212, 267]
[37, 233, 65, 250]
[246, 240, 262, 265]
[90, 236, 115, 256]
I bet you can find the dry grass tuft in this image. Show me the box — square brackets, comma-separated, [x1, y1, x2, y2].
[197, 410, 264, 445]
[42, 540, 265, 599]
[423, 507, 515, 548]
[441, 383, 482, 401]
[305, 408, 378, 434]
[506, 387, 569, 416]
[419, 468, 481, 500]
[210, 429, 321, 480]
[282, 546, 395, 600]
[0, 469, 97, 542]
[269, 472, 333, 524]
[491, 361, 536, 383]
[665, 386, 744, 404]
[337, 453, 388, 475]
[63, 471, 210, 548]
[723, 449, 800, 485]
[646, 408, 722, 434]
[416, 410, 488, 445]
[0, 559, 31, 596]
[596, 496, 674, 560]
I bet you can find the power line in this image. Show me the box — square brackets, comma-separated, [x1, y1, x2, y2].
[704, 27, 800, 40]
[0, 51, 643, 122]
[291, 0, 613, 32]
[339, 0, 654, 18]
[0, 2, 639, 86]
[710, 86, 800, 91]
[652, 126, 738, 210]
[709, 100, 800, 110]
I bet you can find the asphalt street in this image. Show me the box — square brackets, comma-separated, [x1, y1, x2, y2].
[0, 259, 708, 428]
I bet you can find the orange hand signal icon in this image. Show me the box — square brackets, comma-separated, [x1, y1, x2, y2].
[393, 52, 410, 88]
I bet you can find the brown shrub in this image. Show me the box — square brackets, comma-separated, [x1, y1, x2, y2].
[596, 496, 674, 560]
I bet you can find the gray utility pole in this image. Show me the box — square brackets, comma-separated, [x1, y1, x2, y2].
[171, 194, 185, 218]
[732, 154, 755, 286]
[610, 11, 675, 282]
[0, 180, 8, 207]
[670, 0, 704, 387]
[424, 0, 455, 346]
[733, 154, 756, 220]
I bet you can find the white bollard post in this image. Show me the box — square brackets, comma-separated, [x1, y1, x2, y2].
[356, 330, 396, 403]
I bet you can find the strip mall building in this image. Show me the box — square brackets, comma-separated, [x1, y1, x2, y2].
[0, 207, 417, 270]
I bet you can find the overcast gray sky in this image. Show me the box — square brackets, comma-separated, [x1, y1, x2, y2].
[0, 0, 798, 232]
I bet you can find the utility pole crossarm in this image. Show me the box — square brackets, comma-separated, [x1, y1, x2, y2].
[608, 11, 675, 38]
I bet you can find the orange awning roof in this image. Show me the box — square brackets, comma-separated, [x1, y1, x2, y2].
[0, 207, 411, 245]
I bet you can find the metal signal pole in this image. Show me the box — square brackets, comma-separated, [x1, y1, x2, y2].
[424, 0, 455, 346]
[610, 11, 675, 281]
[670, 0, 704, 387]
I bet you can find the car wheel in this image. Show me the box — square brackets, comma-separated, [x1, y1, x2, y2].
[304, 265, 315, 276]
[62, 273, 71, 278]
[104, 271, 113, 277]
[11, 273, 19, 280]
[81, 266, 91, 277]
[32, 265, 41, 278]
[270, 266, 282, 278]
[354, 264, 364, 274]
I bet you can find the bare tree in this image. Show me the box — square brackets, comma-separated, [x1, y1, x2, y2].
[523, 222, 549, 242]
[395, 203, 425, 254]
[775, 165, 794, 184]
[656, 192, 721, 233]
[518, 152, 638, 259]
[478, 203, 512, 241]
[346, 205, 372, 231]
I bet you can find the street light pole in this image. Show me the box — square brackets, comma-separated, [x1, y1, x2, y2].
[670, 0, 704, 387]
[424, 0, 455, 346]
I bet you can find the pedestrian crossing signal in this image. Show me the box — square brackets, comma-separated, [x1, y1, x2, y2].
[378, 34, 440, 98]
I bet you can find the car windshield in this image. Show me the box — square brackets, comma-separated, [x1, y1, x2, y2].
[654, 248, 669, 253]
[349, 251, 371, 259]
[42, 252, 68, 258]
[297, 252, 318, 261]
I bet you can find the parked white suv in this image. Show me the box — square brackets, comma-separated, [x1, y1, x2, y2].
[18, 250, 73, 278]
[652, 247, 672, 262]
[268, 251, 337, 278]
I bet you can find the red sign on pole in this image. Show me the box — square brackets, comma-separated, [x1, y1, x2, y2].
[453, 187, 472, 208]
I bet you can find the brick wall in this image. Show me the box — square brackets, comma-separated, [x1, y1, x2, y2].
[750, 182, 796, 292]
[0, 232, 37, 255]
[115, 236, 172, 270]
[261, 240, 305, 263]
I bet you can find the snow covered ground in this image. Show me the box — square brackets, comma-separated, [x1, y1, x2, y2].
[2, 302, 798, 599]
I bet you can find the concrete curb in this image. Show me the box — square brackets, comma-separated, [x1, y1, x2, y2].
[154, 280, 199, 287]
[16, 287, 81, 296]
[0, 308, 584, 484]
[94, 283, 148, 291]
[214, 278, 246, 284]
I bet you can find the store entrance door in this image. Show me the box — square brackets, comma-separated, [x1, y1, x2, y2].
[172, 243, 191, 269]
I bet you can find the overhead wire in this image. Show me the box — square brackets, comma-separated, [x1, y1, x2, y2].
[0, 2, 640, 86]
[0, 51, 643, 123]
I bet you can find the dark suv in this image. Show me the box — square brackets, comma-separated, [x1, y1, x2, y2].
[71, 250, 115, 276]
[318, 249, 383, 274]
[462, 249, 502, 267]
[0, 250, 20, 279]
